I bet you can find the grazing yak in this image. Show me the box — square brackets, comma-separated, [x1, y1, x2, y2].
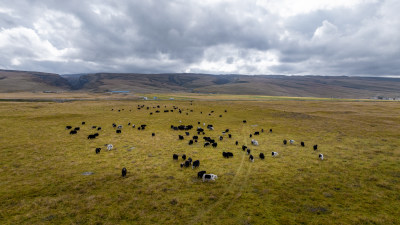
[254, 131, 260, 135]
[182, 160, 191, 168]
[66, 126, 72, 129]
[249, 155, 254, 162]
[228, 134, 232, 138]
[223, 152, 234, 158]
[259, 153, 265, 159]
[152, 133, 155, 136]
[289, 140, 295, 144]
[122, 168, 127, 177]
[251, 139, 259, 146]
[182, 154, 186, 160]
[173, 154, 179, 160]
[301, 141, 305, 147]
[198, 171, 206, 179]
[178, 135, 184, 140]
[116, 130, 122, 134]
[95, 148, 101, 154]
[247, 149, 251, 155]
[272, 152, 279, 157]
[242, 145, 247, 151]
[192, 160, 200, 169]
[319, 154, 324, 160]
[235, 141, 238, 145]
[202, 174, 218, 182]
[70, 130, 77, 135]
[212, 142, 218, 148]
[107, 144, 113, 151]
[87, 134, 96, 139]
[283, 140, 287, 145]
[188, 140, 194, 145]
[313, 145, 318, 151]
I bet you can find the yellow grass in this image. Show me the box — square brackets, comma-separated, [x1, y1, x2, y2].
[0, 95, 399, 224]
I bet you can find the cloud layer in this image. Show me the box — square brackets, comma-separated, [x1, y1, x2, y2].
[0, 0, 399, 76]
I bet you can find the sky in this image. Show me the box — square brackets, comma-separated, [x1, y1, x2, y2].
[0, 0, 399, 76]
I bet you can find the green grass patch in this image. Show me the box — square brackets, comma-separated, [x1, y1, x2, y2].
[0, 98, 399, 224]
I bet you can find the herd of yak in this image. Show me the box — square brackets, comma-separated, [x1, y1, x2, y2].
[65, 103, 324, 182]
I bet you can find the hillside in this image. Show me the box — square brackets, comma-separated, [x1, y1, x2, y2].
[0, 70, 70, 92]
[68, 73, 400, 99]
[1, 69, 400, 99]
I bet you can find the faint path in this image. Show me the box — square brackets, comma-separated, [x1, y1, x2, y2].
[190, 123, 252, 224]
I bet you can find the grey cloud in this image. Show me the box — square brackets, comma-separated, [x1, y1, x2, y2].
[0, 0, 399, 76]
[271, 0, 400, 76]
[226, 57, 234, 64]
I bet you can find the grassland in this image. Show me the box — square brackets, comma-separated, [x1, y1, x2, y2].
[0, 95, 399, 224]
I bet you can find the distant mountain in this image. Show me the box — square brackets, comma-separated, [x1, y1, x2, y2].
[1, 69, 400, 99]
[0, 69, 70, 92]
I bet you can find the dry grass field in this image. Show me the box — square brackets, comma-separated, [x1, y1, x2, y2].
[0, 95, 399, 224]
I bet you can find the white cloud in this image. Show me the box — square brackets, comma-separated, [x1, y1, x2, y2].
[0, 26, 77, 62]
[256, 0, 374, 17]
[312, 20, 338, 42]
[187, 45, 279, 74]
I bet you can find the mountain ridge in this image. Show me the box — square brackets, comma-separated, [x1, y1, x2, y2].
[1, 69, 399, 99]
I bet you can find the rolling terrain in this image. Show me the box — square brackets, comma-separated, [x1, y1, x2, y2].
[1, 69, 400, 99]
[0, 70, 70, 92]
[0, 97, 399, 224]
[63, 73, 400, 99]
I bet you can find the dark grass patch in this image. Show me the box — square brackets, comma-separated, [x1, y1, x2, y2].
[304, 205, 330, 215]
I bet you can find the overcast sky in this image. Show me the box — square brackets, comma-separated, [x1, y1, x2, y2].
[0, 0, 399, 76]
